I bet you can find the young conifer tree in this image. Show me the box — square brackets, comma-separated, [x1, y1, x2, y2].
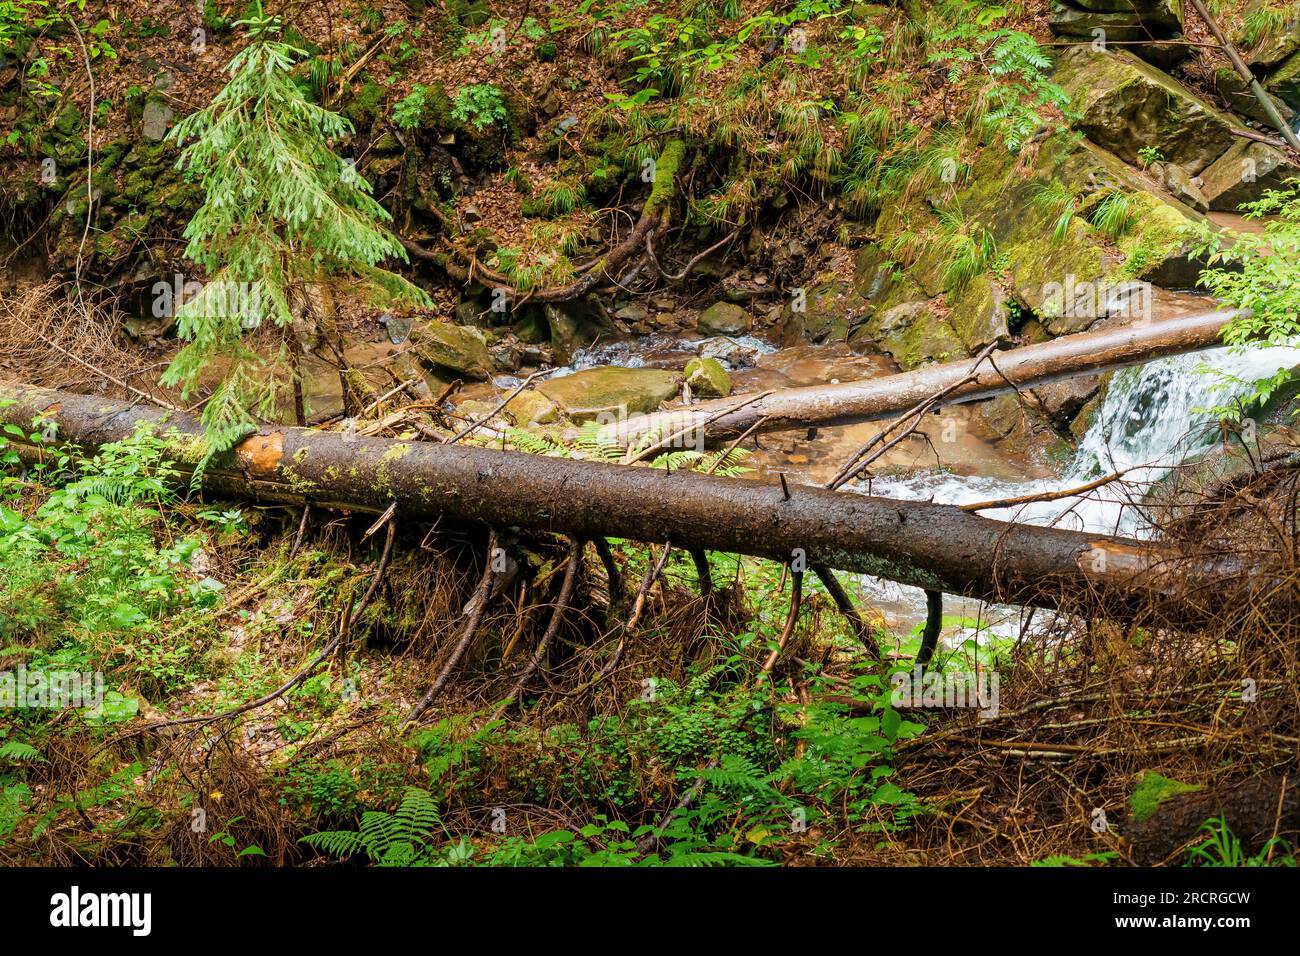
[163, 4, 429, 454]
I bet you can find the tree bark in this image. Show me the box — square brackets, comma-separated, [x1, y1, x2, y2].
[0, 383, 1262, 626]
[604, 310, 1241, 447]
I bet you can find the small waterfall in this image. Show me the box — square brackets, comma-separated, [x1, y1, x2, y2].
[861, 343, 1300, 536]
[849, 342, 1300, 636]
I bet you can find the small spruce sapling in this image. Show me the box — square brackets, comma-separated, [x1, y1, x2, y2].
[163, 4, 430, 460]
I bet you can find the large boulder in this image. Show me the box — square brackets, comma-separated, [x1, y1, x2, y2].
[537, 367, 680, 422]
[1198, 140, 1300, 213]
[778, 280, 871, 345]
[1214, 68, 1294, 126]
[1053, 47, 1238, 174]
[411, 320, 493, 380]
[1267, 51, 1300, 110]
[696, 301, 752, 336]
[1048, 2, 1187, 68]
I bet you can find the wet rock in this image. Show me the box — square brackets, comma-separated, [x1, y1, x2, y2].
[683, 357, 732, 398]
[1161, 162, 1209, 212]
[503, 389, 559, 425]
[410, 320, 493, 380]
[545, 302, 610, 365]
[779, 281, 873, 346]
[1198, 140, 1300, 212]
[1032, 374, 1102, 424]
[537, 366, 680, 422]
[697, 336, 763, 369]
[379, 312, 413, 344]
[490, 339, 523, 372]
[697, 301, 752, 336]
[1054, 47, 1238, 174]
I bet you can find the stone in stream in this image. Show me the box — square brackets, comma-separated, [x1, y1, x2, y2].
[1198, 140, 1300, 212]
[696, 301, 752, 336]
[503, 388, 559, 426]
[1054, 47, 1238, 174]
[683, 357, 732, 398]
[410, 320, 493, 380]
[537, 366, 680, 422]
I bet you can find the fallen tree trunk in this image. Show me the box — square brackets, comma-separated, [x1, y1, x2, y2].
[0, 384, 1261, 626]
[606, 310, 1240, 447]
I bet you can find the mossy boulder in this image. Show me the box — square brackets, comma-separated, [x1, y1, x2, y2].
[697, 301, 752, 336]
[778, 281, 870, 345]
[545, 302, 611, 365]
[503, 389, 559, 425]
[538, 367, 680, 422]
[857, 300, 965, 369]
[946, 275, 1011, 351]
[684, 357, 732, 397]
[1054, 47, 1237, 174]
[1048, 3, 1187, 68]
[1214, 67, 1294, 126]
[1267, 51, 1300, 109]
[411, 320, 493, 380]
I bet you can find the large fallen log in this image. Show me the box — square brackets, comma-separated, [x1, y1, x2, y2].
[0, 384, 1261, 626]
[606, 310, 1240, 447]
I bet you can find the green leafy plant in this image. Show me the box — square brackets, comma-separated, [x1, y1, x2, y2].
[450, 83, 508, 130]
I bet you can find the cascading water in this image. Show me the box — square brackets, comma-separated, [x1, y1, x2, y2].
[860, 343, 1300, 536]
[848, 342, 1300, 635]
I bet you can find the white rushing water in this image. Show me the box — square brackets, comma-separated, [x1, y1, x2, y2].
[861, 344, 1300, 537]
[847, 343, 1300, 640]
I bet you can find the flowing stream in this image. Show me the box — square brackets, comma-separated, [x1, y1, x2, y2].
[851, 342, 1300, 641]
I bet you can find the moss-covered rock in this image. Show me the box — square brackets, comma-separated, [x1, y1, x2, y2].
[411, 320, 493, 380]
[860, 300, 966, 369]
[1053, 47, 1237, 174]
[538, 367, 680, 421]
[1267, 51, 1300, 109]
[684, 357, 731, 397]
[697, 301, 752, 336]
[503, 388, 559, 425]
[778, 281, 871, 345]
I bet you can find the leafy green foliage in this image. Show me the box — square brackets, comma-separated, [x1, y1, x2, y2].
[450, 83, 508, 130]
[0, 418, 229, 697]
[1188, 179, 1300, 414]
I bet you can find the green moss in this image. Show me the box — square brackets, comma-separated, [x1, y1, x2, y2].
[1130, 771, 1202, 823]
[644, 139, 686, 218]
